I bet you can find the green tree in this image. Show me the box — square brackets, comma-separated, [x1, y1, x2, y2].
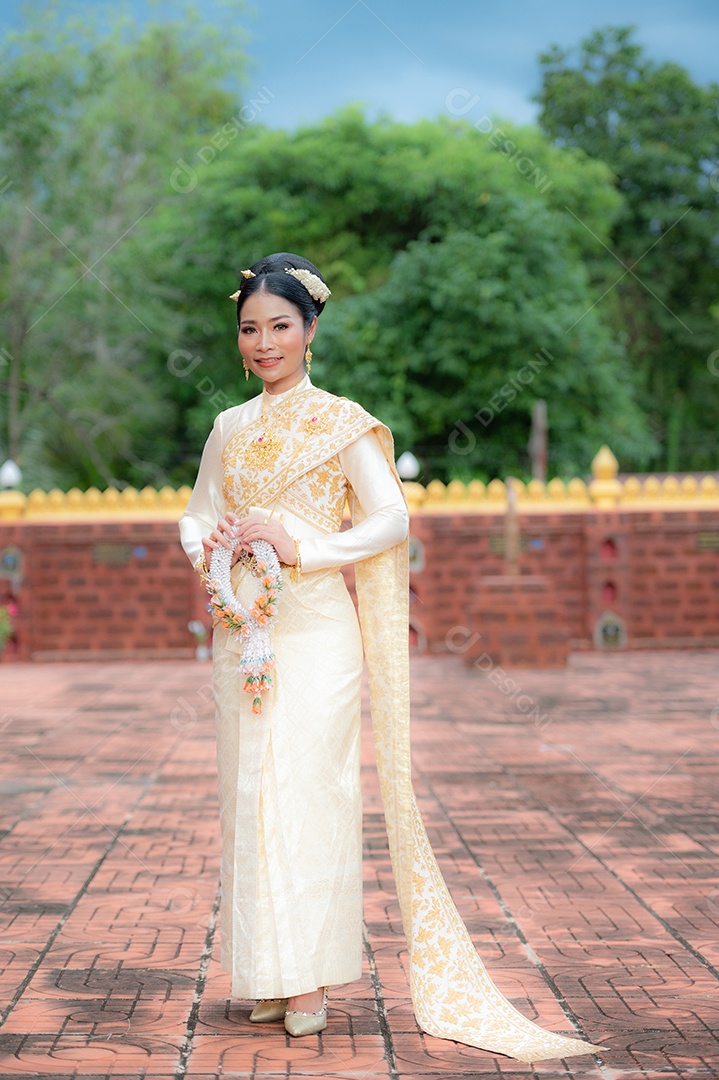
[1, 12, 657, 489]
[320, 207, 653, 482]
[156, 108, 651, 481]
[535, 25, 719, 470]
[0, 4, 245, 489]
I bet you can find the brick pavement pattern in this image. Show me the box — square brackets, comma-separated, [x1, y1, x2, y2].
[1, 650, 718, 1079]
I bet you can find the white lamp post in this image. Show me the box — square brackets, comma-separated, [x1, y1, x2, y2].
[0, 460, 22, 489]
[396, 450, 420, 480]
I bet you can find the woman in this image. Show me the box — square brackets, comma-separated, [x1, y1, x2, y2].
[179, 252, 604, 1060]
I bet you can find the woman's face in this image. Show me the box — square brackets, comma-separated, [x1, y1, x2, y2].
[238, 289, 316, 395]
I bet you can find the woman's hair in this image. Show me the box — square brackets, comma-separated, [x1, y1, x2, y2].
[235, 252, 328, 329]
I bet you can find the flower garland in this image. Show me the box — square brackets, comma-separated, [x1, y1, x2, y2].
[205, 538, 283, 715]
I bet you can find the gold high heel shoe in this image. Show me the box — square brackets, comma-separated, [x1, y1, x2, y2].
[284, 987, 328, 1037]
[249, 997, 288, 1023]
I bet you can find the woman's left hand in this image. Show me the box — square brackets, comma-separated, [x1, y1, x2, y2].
[232, 514, 296, 566]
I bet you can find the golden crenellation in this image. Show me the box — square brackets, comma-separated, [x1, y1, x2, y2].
[0, 446, 716, 520]
[0, 485, 194, 521]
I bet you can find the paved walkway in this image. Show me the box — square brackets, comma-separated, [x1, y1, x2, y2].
[1, 650, 718, 1079]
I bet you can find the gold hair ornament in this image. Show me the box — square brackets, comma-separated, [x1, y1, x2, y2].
[229, 267, 330, 304]
[284, 267, 331, 303]
[229, 269, 257, 302]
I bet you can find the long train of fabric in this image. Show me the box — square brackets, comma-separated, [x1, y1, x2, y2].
[350, 422, 605, 1063]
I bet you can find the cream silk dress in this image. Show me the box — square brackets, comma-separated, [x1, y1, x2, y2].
[179, 372, 605, 1062]
[179, 373, 409, 998]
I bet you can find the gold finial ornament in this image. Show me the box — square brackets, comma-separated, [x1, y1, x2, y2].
[591, 444, 619, 481]
[589, 444, 621, 507]
[229, 290, 241, 302]
[284, 267, 331, 303]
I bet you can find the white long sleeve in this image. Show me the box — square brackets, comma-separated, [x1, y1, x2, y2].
[299, 428, 409, 573]
[179, 415, 224, 566]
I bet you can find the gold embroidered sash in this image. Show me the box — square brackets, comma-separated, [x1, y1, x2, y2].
[222, 387, 379, 516]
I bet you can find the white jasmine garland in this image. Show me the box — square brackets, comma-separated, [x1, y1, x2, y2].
[206, 538, 283, 715]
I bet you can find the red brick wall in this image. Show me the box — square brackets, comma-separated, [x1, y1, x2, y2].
[408, 507, 719, 652]
[626, 512, 719, 644]
[0, 521, 208, 661]
[408, 513, 588, 647]
[1, 506, 718, 661]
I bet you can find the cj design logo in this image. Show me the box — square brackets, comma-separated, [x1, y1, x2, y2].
[710, 700, 719, 730]
[448, 348, 553, 455]
[170, 696, 198, 732]
[167, 349, 203, 378]
[711, 165, 719, 194]
[169, 89, 276, 194]
[169, 158, 199, 194]
[707, 350, 719, 378]
[444, 88, 553, 193]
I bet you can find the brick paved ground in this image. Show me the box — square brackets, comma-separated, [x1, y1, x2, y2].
[1, 650, 718, 1079]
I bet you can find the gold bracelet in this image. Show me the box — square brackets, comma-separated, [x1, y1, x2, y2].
[194, 552, 210, 582]
[290, 538, 302, 583]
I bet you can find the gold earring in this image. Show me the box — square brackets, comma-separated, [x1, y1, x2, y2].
[243, 358, 249, 381]
[305, 343, 312, 374]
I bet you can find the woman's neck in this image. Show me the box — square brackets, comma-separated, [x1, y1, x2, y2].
[262, 372, 310, 398]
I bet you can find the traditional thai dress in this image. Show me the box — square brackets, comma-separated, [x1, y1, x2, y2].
[179, 371, 604, 1062]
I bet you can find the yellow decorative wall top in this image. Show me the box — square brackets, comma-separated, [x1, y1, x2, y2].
[0, 485, 193, 521]
[402, 447, 718, 513]
[0, 447, 717, 521]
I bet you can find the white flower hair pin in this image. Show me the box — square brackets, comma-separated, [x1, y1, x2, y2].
[284, 267, 331, 303]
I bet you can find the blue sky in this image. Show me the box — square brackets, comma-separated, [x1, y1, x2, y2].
[2, 0, 717, 130]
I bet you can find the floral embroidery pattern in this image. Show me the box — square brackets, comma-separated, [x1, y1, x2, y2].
[302, 410, 333, 435]
[222, 389, 375, 521]
[241, 426, 284, 471]
[280, 459, 348, 532]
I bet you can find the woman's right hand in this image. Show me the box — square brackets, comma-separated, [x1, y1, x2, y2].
[202, 512, 252, 567]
